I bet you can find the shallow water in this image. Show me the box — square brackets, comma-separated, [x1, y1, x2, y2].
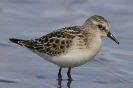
[0, 0, 133, 88]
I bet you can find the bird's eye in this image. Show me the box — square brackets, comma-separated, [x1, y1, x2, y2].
[97, 24, 103, 29]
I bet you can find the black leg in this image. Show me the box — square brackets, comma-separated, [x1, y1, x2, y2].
[67, 68, 72, 80]
[58, 68, 62, 80]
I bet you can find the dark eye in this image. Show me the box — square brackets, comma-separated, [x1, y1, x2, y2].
[97, 24, 103, 29]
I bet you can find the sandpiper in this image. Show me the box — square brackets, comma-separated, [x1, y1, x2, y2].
[9, 15, 119, 80]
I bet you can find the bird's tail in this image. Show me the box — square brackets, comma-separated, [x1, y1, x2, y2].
[9, 38, 25, 46]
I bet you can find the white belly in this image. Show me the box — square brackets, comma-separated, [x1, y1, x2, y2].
[34, 41, 101, 68]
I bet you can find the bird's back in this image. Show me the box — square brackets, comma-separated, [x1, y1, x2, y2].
[9, 26, 88, 56]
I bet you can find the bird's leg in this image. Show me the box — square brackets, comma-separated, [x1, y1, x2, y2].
[67, 68, 72, 80]
[58, 67, 62, 80]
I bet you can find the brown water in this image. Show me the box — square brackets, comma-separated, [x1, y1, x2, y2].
[0, 0, 133, 88]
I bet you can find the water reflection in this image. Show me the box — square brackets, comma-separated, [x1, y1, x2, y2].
[57, 79, 72, 88]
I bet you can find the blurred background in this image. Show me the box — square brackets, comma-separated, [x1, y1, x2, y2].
[0, 0, 133, 88]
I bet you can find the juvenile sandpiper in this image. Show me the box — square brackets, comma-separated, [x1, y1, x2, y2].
[9, 15, 119, 80]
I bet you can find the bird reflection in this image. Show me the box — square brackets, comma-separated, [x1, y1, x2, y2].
[57, 79, 72, 88]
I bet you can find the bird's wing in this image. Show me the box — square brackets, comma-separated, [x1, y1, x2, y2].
[10, 26, 84, 56]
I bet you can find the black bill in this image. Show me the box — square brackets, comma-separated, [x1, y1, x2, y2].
[107, 32, 119, 44]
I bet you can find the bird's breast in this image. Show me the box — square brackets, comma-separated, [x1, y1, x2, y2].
[50, 37, 102, 67]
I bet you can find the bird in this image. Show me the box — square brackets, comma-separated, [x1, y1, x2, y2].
[9, 15, 119, 80]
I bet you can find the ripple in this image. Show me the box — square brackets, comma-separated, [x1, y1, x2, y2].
[36, 76, 47, 79]
[0, 0, 39, 4]
[0, 42, 11, 47]
[90, 58, 109, 64]
[93, 78, 133, 84]
[0, 79, 16, 83]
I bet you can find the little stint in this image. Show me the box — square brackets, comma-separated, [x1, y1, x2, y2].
[9, 15, 119, 80]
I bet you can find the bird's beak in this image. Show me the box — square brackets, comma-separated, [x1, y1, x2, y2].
[107, 32, 119, 44]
